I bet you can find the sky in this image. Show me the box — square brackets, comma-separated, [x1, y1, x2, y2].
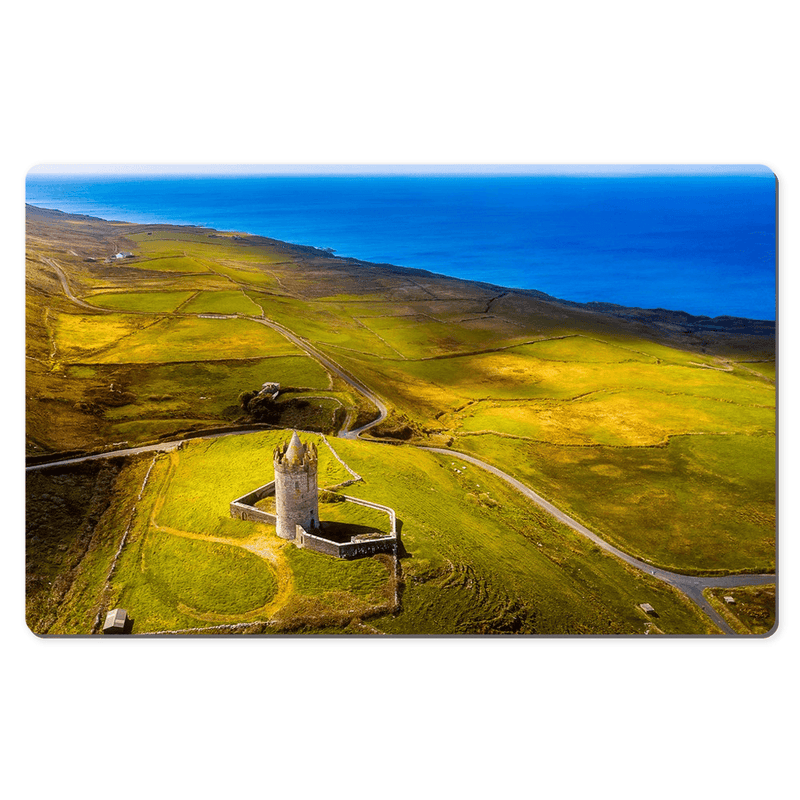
[27, 163, 775, 178]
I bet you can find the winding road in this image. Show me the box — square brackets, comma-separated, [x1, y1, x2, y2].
[421, 448, 774, 634]
[30, 256, 774, 634]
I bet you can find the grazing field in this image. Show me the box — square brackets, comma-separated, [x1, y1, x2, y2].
[456, 432, 775, 575]
[91, 317, 301, 363]
[138, 532, 278, 614]
[181, 290, 264, 315]
[129, 255, 213, 273]
[332, 331, 774, 575]
[356, 313, 532, 358]
[259, 295, 404, 357]
[52, 311, 147, 359]
[323, 438, 717, 634]
[86, 290, 196, 313]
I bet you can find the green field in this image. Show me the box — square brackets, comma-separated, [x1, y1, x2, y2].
[131, 255, 213, 273]
[155, 432, 351, 533]
[92, 316, 301, 363]
[318, 438, 717, 634]
[181, 290, 264, 315]
[138, 532, 278, 614]
[456, 432, 775, 574]
[52, 311, 147, 360]
[86, 290, 196, 312]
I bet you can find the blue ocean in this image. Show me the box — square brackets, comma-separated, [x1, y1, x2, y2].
[26, 171, 776, 321]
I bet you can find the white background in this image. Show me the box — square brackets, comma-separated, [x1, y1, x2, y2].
[4, 2, 796, 798]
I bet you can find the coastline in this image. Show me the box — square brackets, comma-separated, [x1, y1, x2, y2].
[24, 169, 776, 321]
[26, 203, 776, 335]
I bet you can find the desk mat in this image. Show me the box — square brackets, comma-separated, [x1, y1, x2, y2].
[25, 165, 776, 636]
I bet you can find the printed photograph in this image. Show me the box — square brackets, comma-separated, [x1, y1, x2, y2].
[25, 165, 776, 636]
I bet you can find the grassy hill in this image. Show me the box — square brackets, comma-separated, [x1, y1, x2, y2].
[27, 431, 718, 635]
[25, 205, 775, 633]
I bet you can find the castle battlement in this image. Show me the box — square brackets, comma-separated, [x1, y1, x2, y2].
[274, 430, 318, 472]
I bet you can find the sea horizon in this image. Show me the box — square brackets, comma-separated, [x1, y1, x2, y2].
[26, 171, 777, 321]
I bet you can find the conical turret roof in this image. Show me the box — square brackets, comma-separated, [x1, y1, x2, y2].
[285, 430, 304, 462]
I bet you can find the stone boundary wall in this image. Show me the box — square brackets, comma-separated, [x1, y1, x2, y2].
[320, 435, 363, 482]
[231, 481, 398, 560]
[91, 455, 158, 634]
[230, 481, 277, 525]
[298, 495, 397, 559]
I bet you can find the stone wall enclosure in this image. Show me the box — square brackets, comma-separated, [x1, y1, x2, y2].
[231, 485, 398, 559]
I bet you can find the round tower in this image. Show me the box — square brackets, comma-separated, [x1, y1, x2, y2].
[273, 431, 319, 540]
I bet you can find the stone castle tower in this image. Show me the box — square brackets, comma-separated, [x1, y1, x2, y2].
[273, 431, 319, 540]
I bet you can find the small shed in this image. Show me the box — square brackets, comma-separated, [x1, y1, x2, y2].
[639, 603, 657, 616]
[103, 608, 130, 635]
[723, 596, 736, 605]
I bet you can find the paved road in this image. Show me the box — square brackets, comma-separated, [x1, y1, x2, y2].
[25, 428, 276, 472]
[251, 317, 388, 437]
[44, 257, 112, 312]
[422, 447, 775, 634]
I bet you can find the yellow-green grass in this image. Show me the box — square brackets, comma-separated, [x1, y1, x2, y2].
[116, 432, 720, 633]
[85, 290, 196, 313]
[30, 357, 333, 451]
[330, 339, 774, 438]
[123, 433, 389, 626]
[318, 496, 393, 534]
[128, 233, 294, 264]
[272, 395, 346, 434]
[27, 431, 722, 635]
[104, 418, 220, 443]
[128, 230, 223, 245]
[91, 316, 301, 363]
[96, 355, 331, 419]
[181, 290, 263, 315]
[154, 432, 351, 535]
[259, 294, 401, 357]
[27, 395, 105, 453]
[358, 313, 533, 358]
[454, 391, 773, 447]
[138, 532, 277, 614]
[210, 263, 280, 287]
[736, 361, 776, 380]
[81, 272, 234, 294]
[456, 432, 775, 575]
[132, 255, 213, 273]
[518, 335, 660, 363]
[704, 584, 776, 635]
[327, 438, 717, 634]
[284, 546, 390, 601]
[52, 311, 147, 359]
[101, 456, 278, 632]
[403, 345, 773, 405]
